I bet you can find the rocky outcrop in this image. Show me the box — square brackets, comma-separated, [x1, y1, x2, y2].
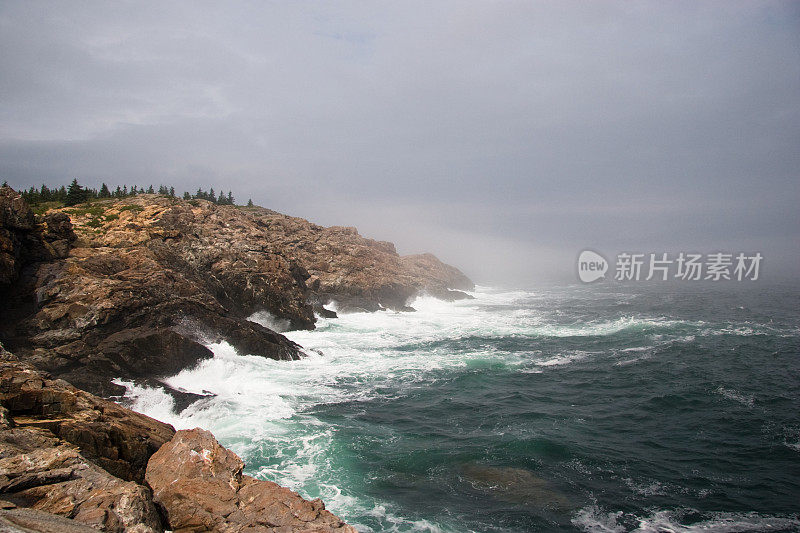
[0, 347, 355, 532]
[0, 347, 169, 532]
[146, 428, 356, 533]
[254, 214, 474, 312]
[0, 196, 306, 397]
[1, 190, 471, 397]
[0, 349, 175, 483]
[0, 506, 100, 533]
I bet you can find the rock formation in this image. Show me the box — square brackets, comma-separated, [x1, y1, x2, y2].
[146, 428, 356, 533]
[0, 188, 473, 397]
[0, 345, 355, 532]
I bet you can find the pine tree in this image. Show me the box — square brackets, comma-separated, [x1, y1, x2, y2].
[99, 183, 111, 198]
[227, 191, 234, 205]
[147, 185, 155, 194]
[183, 191, 191, 200]
[169, 187, 175, 198]
[65, 179, 88, 206]
[247, 198, 253, 207]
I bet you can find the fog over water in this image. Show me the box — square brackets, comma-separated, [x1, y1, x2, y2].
[1, 1, 798, 284]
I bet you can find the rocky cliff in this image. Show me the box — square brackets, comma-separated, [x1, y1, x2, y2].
[0, 187, 472, 397]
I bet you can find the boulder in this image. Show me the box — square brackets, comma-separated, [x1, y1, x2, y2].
[146, 429, 356, 533]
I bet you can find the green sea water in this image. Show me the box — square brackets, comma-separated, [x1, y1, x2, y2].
[122, 282, 800, 532]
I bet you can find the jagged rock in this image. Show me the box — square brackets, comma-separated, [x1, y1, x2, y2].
[258, 215, 473, 311]
[313, 305, 337, 319]
[0, 352, 166, 532]
[0, 353, 174, 483]
[146, 428, 356, 533]
[0, 434, 162, 532]
[425, 288, 475, 301]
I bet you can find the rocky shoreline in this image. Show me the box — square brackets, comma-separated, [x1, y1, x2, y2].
[0, 186, 474, 531]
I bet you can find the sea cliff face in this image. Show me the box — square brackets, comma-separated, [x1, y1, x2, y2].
[0, 187, 472, 397]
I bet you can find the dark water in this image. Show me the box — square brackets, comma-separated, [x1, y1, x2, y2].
[127, 282, 800, 532]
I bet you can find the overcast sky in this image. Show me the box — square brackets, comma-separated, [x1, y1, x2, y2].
[1, 1, 798, 285]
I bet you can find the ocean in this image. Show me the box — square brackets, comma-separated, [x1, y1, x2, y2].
[120, 282, 800, 532]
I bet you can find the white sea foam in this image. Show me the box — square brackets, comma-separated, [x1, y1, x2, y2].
[248, 310, 291, 332]
[715, 386, 755, 408]
[573, 506, 800, 533]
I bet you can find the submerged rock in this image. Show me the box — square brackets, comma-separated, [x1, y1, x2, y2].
[146, 428, 356, 533]
[460, 464, 573, 512]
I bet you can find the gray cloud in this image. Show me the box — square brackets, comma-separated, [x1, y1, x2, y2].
[1, 1, 798, 284]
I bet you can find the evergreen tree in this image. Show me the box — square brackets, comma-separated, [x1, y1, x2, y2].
[169, 187, 175, 198]
[147, 185, 155, 194]
[247, 198, 253, 207]
[65, 179, 88, 206]
[227, 191, 234, 205]
[2, 181, 7, 187]
[99, 183, 111, 198]
[183, 191, 191, 200]
[209, 188, 215, 202]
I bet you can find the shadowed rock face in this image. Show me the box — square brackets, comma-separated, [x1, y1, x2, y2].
[0, 187, 75, 288]
[146, 428, 357, 533]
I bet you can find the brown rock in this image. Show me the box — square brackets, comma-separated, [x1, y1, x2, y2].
[2, 191, 471, 399]
[146, 428, 356, 533]
[0, 353, 175, 483]
[0, 506, 101, 532]
[0, 435, 162, 533]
